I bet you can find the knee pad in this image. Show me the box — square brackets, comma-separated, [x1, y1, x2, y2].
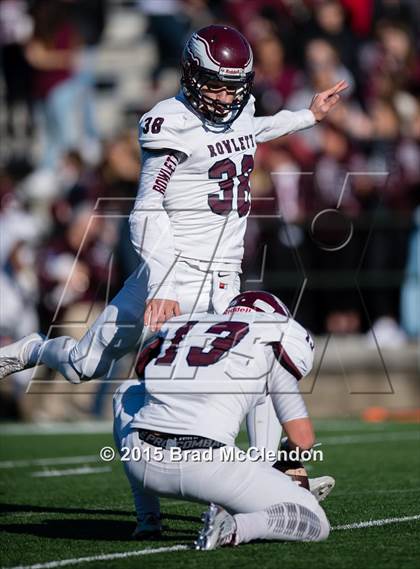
[68, 330, 110, 380]
[266, 502, 329, 542]
[40, 336, 82, 384]
[78, 308, 143, 379]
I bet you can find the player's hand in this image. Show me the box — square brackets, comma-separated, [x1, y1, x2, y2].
[309, 80, 348, 122]
[144, 299, 181, 332]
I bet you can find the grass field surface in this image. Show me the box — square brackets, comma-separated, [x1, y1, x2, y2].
[1, 420, 419, 569]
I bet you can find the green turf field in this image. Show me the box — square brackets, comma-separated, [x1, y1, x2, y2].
[1, 420, 419, 569]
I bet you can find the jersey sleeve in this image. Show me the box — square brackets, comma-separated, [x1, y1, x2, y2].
[129, 149, 183, 301]
[269, 319, 315, 381]
[265, 320, 315, 424]
[254, 109, 316, 144]
[268, 363, 309, 424]
[139, 109, 193, 158]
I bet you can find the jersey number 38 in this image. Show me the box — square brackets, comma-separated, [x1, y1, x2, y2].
[208, 155, 254, 218]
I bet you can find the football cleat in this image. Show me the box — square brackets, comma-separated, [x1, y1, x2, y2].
[132, 513, 162, 540]
[195, 503, 237, 550]
[309, 476, 335, 502]
[0, 333, 44, 380]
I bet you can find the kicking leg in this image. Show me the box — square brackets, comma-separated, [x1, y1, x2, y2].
[67, 266, 149, 379]
[0, 265, 149, 383]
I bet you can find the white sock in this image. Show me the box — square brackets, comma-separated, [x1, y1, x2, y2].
[234, 511, 268, 544]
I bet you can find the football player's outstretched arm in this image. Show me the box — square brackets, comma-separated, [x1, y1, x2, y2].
[254, 79, 348, 143]
[129, 149, 184, 331]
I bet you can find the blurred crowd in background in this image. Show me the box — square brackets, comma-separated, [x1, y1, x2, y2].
[0, 0, 419, 419]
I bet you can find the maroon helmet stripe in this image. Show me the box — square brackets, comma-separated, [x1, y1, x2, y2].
[271, 342, 302, 381]
[196, 35, 220, 66]
[195, 25, 252, 69]
[197, 33, 251, 69]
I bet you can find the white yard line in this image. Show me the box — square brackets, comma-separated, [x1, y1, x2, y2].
[321, 431, 420, 445]
[31, 466, 111, 478]
[2, 546, 190, 569]
[0, 456, 99, 469]
[332, 514, 420, 530]
[2, 514, 420, 569]
[332, 487, 420, 497]
[0, 422, 112, 436]
[314, 420, 401, 432]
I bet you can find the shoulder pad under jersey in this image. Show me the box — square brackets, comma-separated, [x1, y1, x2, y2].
[268, 318, 315, 381]
[244, 94, 256, 118]
[248, 314, 314, 380]
[139, 97, 194, 157]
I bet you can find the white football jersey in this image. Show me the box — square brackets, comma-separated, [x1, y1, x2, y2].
[132, 311, 314, 445]
[137, 92, 315, 271]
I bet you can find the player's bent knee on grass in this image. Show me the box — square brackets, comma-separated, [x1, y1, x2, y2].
[121, 423, 330, 545]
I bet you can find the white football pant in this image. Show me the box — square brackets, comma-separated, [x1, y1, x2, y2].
[119, 429, 330, 543]
[113, 379, 283, 521]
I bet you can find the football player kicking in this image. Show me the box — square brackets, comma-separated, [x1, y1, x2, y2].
[0, 26, 342, 531]
[114, 291, 331, 549]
